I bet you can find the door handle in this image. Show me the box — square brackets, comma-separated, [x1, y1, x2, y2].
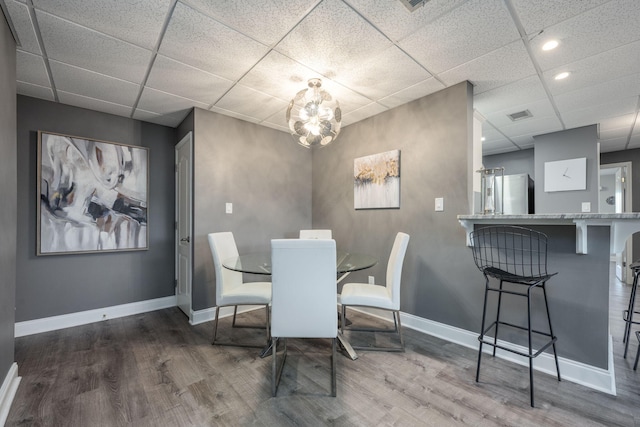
[180, 236, 190, 243]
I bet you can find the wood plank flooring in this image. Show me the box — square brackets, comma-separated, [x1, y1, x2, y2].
[7, 272, 640, 426]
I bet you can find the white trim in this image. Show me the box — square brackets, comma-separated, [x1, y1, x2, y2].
[15, 296, 177, 337]
[350, 307, 616, 395]
[190, 305, 264, 326]
[0, 363, 21, 426]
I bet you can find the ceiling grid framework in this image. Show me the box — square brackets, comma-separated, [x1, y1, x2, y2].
[0, 0, 638, 155]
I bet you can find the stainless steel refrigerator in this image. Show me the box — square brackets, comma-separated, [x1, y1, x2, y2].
[496, 174, 534, 214]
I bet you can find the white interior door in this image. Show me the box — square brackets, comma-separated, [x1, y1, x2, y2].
[176, 132, 193, 319]
[601, 162, 633, 283]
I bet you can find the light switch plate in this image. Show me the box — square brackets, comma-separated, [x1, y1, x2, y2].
[581, 202, 591, 213]
[435, 197, 444, 212]
[225, 202, 233, 214]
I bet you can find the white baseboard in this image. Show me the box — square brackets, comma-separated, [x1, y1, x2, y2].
[351, 307, 616, 396]
[0, 362, 21, 426]
[190, 305, 264, 326]
[14, 295, 177, 337]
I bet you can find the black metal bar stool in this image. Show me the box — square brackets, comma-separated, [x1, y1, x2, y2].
[470, 225, 561, 408]
[622, 261, 640, 359]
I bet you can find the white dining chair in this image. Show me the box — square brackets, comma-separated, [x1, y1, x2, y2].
[270, 238, 338, 397]
[339, 232, 410, 352]
[208, 232, 271, 348]
[299, 229, 332, 239]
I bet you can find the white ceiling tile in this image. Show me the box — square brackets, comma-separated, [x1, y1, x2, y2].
[207, 105, 261, 125]
[510, 0, 611, 34]
[474, 75, 547, 115]
[36, 11, 152, 83]
[510, 134, 537, 150]
[599, 126, 631, 141]
[348, 0, 467, 42]
[485, 98, 556, 128]
[17, 81, 54, 101]
[57, 90, 132, 118]
[159, 2, 269, 81]
[483, 139, 522, 155]
[500, 115, 563, 138]
[628, 132, 640, 150]
[562, 98, 639, 129]
[16, 50, 49, 87]
[181, 0, 316, 46]
[275, 0, 393, 79]
[399, 0, 520, 74]
[31, 0, 171, 50]
[599, 114, 637, 132]
[262, 108, 293, 133]
[146, 55, 234, 105]
[554, 73, 640, 112]
[214, 85, 289, 122]
[379, 78, 447, 109]
[440, 41, 537, 94]
[529, 0, 640, 71]
[600, 137, 630, 153]
[132, 108, 187, 128]
[137, 87, 208, 116]
[5, 0, 41, 54]
[341, 102, 388, 126]
[544, 40, 640, 96]
[332, 46, 431, 101]
[49, 60, 139, 107]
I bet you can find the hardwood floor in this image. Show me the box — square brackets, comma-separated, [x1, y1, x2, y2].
[7, 272, 640, 426]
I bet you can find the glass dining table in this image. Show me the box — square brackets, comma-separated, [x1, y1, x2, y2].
[222, 250, 378, 360]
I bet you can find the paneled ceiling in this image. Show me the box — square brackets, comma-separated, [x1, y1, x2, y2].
[2, 0, 639, 155]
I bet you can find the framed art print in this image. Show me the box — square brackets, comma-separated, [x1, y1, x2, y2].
[37, 131, 149, 255]
[354, 149, 400, 209]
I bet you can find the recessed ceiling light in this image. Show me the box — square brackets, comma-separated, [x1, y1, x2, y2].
[554, 72, 570, 80]
[542, 40, 559, 51]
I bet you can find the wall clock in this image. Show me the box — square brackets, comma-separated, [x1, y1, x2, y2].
[544, 157, 587, 192]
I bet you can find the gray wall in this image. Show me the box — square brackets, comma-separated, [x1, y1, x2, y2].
[312, 82, 481, 328]
[534, 125, 599, 213]
[191, 108, 311, 311]
[0, 15, 17, 383]
[16, 96, 176, 321]
[483, 148, 535, 178]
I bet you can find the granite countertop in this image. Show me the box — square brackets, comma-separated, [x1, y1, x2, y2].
[458, 213, 640, 220]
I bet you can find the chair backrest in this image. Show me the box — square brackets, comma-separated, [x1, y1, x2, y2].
[470, 225, 549, 278]
[299, 229, 332, 239]
[208, 232, 243, 303]
[271, 239, 337, 338]
[385, 232, 410, 309]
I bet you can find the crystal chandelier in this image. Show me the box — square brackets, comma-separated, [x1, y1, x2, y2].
[285, 78, 342, 148]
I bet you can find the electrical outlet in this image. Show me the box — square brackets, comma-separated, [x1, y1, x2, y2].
[225, 202, 233, 214]
[368, 276, 375, 284]
[435, 197, 444, 212]
[581, 202, 591, 213]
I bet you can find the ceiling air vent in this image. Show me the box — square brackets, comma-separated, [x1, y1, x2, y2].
[507, 109, 533, 121]
[398, 0, 432, 12]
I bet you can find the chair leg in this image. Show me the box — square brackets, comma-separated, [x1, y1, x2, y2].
[527, 286, 535, 408]
[272, 337, 277, 397]
[476, 277, 490, 382]
[341, 305, 346, 334]
[331, 337, 337, 397]
[624, 271, 639, 358]
[542, 283, 561, 381]
[395, 311, 405, 352]
[265, 304, 271, 343]
[493, 280, 505, 357]
[232, 305, 239, 327]
[634, 331, 640, 371]
[212, 306, 221, 345]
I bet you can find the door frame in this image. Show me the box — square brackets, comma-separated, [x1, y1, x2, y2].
[175, 132, 193, 320]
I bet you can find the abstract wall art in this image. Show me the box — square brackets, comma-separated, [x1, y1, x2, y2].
[354, 149, 400, 209]
[37, 131, 149, 255]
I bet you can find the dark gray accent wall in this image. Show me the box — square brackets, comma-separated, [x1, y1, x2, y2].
[483, 148, 535, 178]
[0, 15, 17, 382]
[191, 108, 311, 311]
[312, 82, 481, 328]
[534, 125, 599, 213]
[16, 96, 176, 321]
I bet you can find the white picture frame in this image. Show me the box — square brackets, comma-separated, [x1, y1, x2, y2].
[544, 157, 587, 192]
